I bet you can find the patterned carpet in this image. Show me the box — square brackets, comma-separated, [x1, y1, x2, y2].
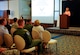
[0, 33, 80, 55]
[50, 33, 80, 55]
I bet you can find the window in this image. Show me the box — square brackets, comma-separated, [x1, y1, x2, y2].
[54, 0, 61, 20]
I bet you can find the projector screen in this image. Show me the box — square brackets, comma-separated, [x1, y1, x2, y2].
[32, 0, 54, 24]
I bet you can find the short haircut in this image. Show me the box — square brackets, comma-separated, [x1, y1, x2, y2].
[0, 18, 5, 24]
[18, 19, 24, 26]
[25, 19, 31, 22]
[34, 20, 40, 26]
[13, 17, 17, 22]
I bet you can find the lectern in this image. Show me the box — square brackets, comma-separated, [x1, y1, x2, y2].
[60, 15, 69, 29]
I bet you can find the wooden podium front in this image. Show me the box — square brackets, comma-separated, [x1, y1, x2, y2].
[60, 15, 69, 29]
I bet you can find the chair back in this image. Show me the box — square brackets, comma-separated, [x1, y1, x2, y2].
[14, 35, 25, 50]
[4, 34, 13, 48]
[42, 30, 51, 43]
[10, 27, 16, 35]
[32, 29, 40, 39]
[0, 36, 3, 46]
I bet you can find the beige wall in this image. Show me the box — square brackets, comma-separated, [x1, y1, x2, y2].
[9, 0, 19, 19]
[0, 0, 62, 27]
[9, 0, 30, 19]
[19, 0, 30, 19]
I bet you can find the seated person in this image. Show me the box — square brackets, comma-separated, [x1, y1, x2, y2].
[5, 19, 11, 34]
[24, 19, 33, 37]
[0, 18, 9, 46]
[13, 19, 41, 50]
[12, 17, 18, 28]
[32, 20, 44, 40]
[0, 18, 9, 37]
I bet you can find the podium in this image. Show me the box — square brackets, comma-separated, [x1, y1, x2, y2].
[60, 15, 69, 29]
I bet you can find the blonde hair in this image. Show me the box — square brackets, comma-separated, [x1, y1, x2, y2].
[34, 20, 40, 26]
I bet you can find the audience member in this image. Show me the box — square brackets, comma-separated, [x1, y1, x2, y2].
[32, 20, 44, 40]
[11, 17, 18, 28]
[24, 19, 33, 37]
[0, 18, 9, 46]
[0, 18, 9, 37]
[5, 19, 11, 34]
[13, 19, 42, 54]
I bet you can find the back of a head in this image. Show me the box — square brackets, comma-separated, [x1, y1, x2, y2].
[25, 19, 31, 23]
[0, 18, 6, 25]
[25, 19, 32, 24]
[18, 19, 24, 26]
[34, 20, 40, 26]
[13, 17, 17, 22]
